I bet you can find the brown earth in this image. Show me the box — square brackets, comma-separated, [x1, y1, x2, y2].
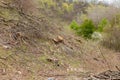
[0, 0, 120, 80]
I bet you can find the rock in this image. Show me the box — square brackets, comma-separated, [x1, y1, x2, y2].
[16, 71, 22, 75]
[91, 32, 102, 40]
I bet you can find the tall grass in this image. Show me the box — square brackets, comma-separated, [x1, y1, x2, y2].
[102, 27, 120, 52]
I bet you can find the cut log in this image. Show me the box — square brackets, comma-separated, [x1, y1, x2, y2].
[53, 36, 63, 44]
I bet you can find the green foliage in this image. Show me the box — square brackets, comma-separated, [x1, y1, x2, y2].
[62, 3, 73, 12]
[97, 18, 108, 32]
[70, 20, 79, 30]
[70, 19, 96, 39]
[0, 8, 20, 21]
[38, 0, 56, 8]
[70, 18, 109, 39]
[78, 19, 96, 38]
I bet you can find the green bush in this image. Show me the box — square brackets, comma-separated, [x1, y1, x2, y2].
[77, 19, 96, 39]
[70, 19, 108, 39]
[70, 20, 79, 30]
[97, 18, 108, 32]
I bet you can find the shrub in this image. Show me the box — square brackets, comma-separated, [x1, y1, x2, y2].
[70, 19, 108, 39]
[77, 19, 96, 39]
[97, 18, 108, 32]
[70, 20, 79, 30]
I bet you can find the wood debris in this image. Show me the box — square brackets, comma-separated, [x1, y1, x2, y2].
[53, 36, 64, 44]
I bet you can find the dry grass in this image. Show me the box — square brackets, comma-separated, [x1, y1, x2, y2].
[80, 40, 120, 73]
[0, 0, 120, 80]
[102, 27, 120, 52]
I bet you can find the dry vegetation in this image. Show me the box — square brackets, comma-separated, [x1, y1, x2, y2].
[0, 0, 120, 80]
[102, 27, 120, 52]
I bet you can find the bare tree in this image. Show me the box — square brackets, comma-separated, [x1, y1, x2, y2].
[14, 0, 38, 14]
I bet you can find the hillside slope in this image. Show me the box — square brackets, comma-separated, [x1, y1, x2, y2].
[0, 0, 120, 80]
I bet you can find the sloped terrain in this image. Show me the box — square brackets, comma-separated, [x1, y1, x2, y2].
[0, 0, 85, 79]
[0, 0, 120, 80]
